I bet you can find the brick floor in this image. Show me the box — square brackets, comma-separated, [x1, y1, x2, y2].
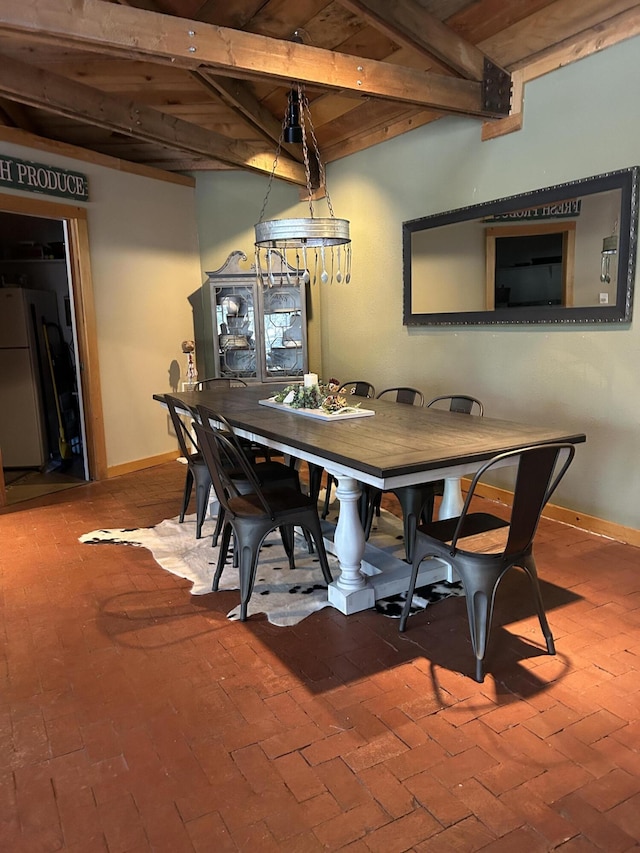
[1, 462, 640, 851]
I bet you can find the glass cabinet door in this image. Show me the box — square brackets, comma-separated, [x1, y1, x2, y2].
[261, 284, 306, 379]
[213, 282, 256, 379]
[205, 250, 308, 383]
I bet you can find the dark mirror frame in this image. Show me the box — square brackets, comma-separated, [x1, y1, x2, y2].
[403, 167, 639, 326]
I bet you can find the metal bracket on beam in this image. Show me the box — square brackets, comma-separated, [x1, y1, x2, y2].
[483, 58, 511, 116]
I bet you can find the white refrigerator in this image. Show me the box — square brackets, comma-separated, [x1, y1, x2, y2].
[0, 287, 59, 468]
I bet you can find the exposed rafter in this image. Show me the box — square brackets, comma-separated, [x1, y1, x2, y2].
[0, 0, 632, 178]
[0, 0, 508, 118]
[192, 71, 303, 163]
[337, 0, 504, 82]
[0, 54, 307, 184]
[0, 96, 38, 133]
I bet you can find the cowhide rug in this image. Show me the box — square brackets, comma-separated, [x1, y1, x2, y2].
[79, 512, 464, 627]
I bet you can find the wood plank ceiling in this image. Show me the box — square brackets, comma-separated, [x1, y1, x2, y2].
[0, 0, 638, 184]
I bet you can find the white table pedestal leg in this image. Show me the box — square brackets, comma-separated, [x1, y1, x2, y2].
[439, 477, 464, 581]
[439, 477, 464, 520]
[327, 475, 375, 614]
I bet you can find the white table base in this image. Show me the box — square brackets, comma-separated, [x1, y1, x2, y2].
[324, 473, 454, 615]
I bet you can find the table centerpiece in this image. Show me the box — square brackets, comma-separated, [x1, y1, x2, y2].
[259, 375, 375, 420]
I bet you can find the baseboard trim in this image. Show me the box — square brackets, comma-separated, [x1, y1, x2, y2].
[107, 451, 180, 479]
[103, 459, 638, 546]
[469, 480, 640, 547]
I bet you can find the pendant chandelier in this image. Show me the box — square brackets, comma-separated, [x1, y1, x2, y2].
[254, 82, 351, 287]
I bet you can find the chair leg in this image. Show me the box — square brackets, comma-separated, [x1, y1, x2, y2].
[465, 585, 492, 683]
[212, 506, 225, 547]
[455, 562, 503, 683]
[237, 526, 273, 621]
[521, 555, 556, 655]
[307, 463, 323, 502]
[195, 480, 211, 539]
[321, 474, 334, 519]
[179, 469, 193, 522]
[394, 487, 435, 562]
[279, 525, 296, 570]
[399, 545, 427, 632]
[303, 516, 333, 585]
[363, 487, 381, 540]
[213, 523, 233, 590]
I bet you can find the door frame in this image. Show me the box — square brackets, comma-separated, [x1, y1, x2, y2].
[0, 193, 107, 489]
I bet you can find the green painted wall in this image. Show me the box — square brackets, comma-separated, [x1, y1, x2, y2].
[195, 36, 640, 531]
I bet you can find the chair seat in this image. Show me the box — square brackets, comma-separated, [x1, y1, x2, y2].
[229, 487, 318, 518]
[418, 512, 510, 546]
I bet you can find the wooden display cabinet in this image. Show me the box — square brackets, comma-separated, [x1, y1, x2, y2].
[204, 250, 308, 383]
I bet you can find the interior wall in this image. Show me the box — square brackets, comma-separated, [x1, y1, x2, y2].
[0, 142, 202, 471]
[319, 35, 640, 531]
[194, 35, 640, 532]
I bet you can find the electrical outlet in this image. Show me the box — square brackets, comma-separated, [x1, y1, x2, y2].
[599, 293, 609, 304]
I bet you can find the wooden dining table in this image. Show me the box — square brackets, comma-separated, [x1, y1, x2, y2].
[156, 385, 586, 615]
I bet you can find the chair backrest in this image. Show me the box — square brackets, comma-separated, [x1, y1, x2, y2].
[427, 394, 484, 416]
[454, 443, 576, 557]
[196, 404, 244, 454]
[164, 394, 199, 458]
[338, 381, 376, 398]
[377, 386, 424, 406]
[196, 377, 247, 390]
[193, 418, 273, 518]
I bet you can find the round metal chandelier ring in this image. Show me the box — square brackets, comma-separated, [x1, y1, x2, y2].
[255, 217, 350, 248]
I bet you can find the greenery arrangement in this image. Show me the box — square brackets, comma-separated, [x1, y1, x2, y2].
[273, 379, 360, 415]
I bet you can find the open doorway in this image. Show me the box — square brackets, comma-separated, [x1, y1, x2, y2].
[0, 211, 87, 503]
[0, 193, 106, 507]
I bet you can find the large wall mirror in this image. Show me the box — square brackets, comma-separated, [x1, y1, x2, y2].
[403, 167, 639, 326]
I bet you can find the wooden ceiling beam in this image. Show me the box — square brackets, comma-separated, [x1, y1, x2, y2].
[0, 95, 38, 132]
[336, 0, 496, 82]
[0, 54, 307, 184]
[192, 71, 303, 162]
[0, 0, 507, 117]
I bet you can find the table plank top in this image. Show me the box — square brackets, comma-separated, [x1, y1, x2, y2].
[156, 385, 586, 481]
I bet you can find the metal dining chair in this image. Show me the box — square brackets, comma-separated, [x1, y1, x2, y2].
[364, 391, 485, 561]
[319, 380, 376, 520]
[376, 386, 425, 406]
[195, 377, 248, 390]
[196, 403, 307, 548]
[399, 442, 576, 682]
[195, 375, 281, 462]
[193, 416, 333, 621]
[337, 381, 376, 399]
[362, 386, 425, 536]
[427, 394, 484, 416]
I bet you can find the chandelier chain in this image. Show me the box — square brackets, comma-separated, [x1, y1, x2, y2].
[304, 96, 337, 219]
[257, 97, 287, 225]
[254, 72, 350, 285]
[298, 84, 315, 218]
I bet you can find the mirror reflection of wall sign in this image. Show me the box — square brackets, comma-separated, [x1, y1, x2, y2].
[486, 199, 581, 222]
